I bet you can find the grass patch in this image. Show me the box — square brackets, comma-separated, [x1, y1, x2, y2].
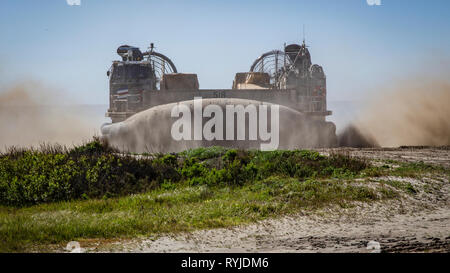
[0, 176, 393, 252]
[360, 160, 449, 180]
[379, 180, 418, 195]
[390, 161, 449, 178]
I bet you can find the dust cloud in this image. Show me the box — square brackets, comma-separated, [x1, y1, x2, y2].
[2, 74, 448, 151]
[101, 98, 337, 154]
[338, 125, 379, 148]
[0, 81, 103, 150]
[340, 76, 450, 148]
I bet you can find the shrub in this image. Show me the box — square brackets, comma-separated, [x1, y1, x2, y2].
[0, 141, 372, 206]
[179, 146, 228, 160]
[0, 141, 162, 206]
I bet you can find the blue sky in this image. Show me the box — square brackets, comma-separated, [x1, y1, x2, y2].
[0, 0, 449, 104]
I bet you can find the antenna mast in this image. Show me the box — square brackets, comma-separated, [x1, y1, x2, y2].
[302, 24, 306, 45]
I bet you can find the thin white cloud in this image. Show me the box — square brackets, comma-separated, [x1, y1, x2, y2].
[66, 0, 81, 6]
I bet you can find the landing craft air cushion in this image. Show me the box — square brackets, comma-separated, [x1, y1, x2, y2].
[101, 41, 337, 152]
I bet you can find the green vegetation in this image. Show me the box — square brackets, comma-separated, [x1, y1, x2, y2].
[378, 180, 418, 195]
[0, 139, 369, 207]
[0, 139, 158, 206]
[361, 159, 449, 179]
[0, 140, 447, 252]
[389, 161, 449, 178]
[0, 176, 393, 252]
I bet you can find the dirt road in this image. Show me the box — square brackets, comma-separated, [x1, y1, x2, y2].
[316, 147, 450, 168]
